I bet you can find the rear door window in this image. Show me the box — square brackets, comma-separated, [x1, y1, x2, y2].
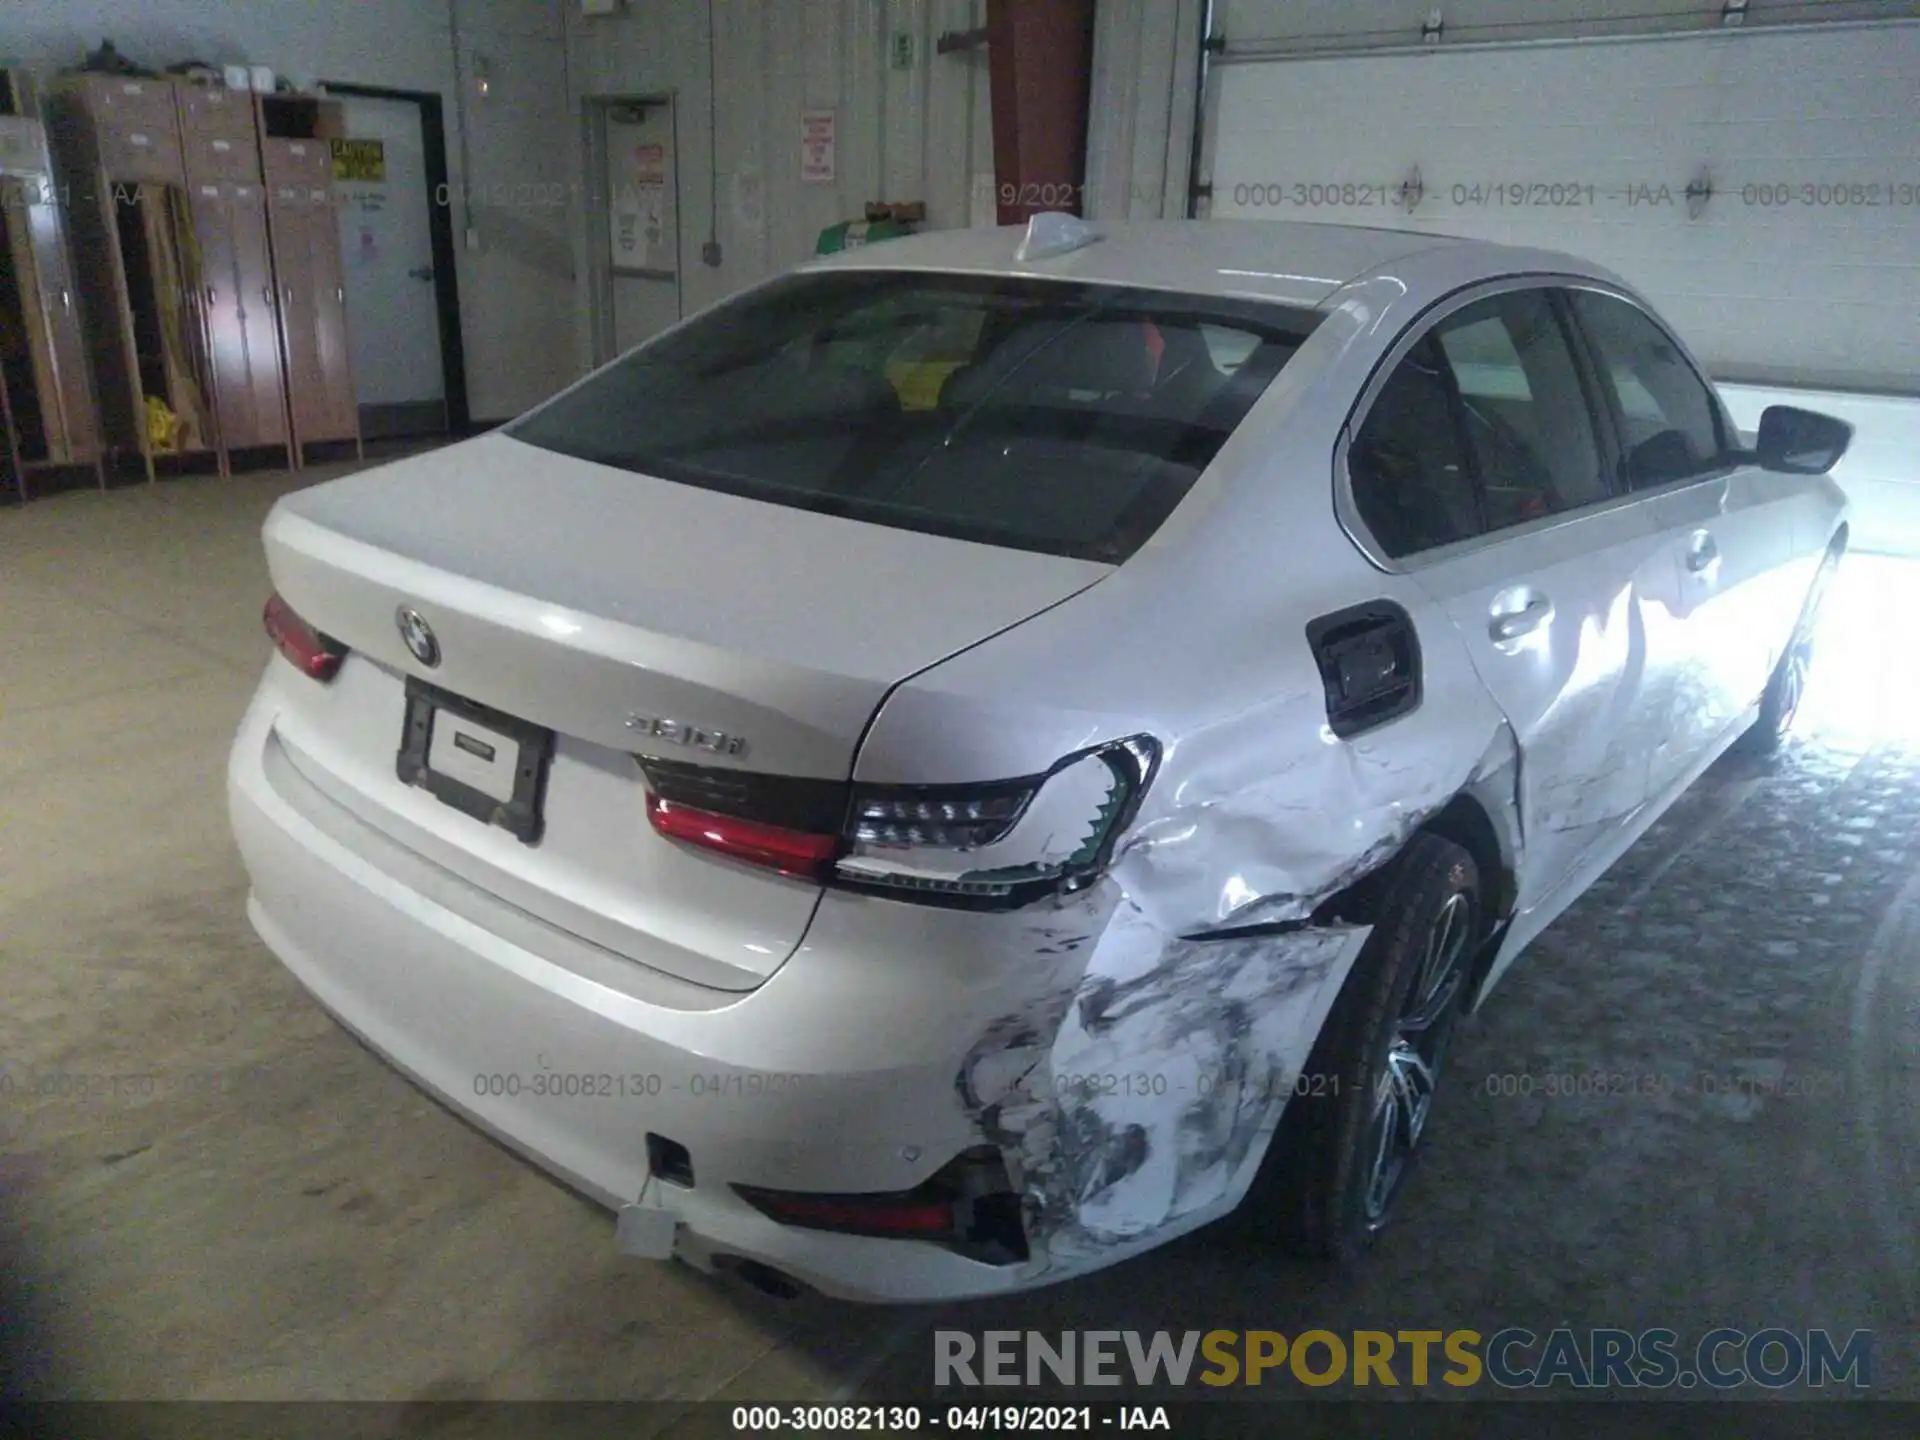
[1432, 290, 1609, 530]
[509, 271, 1322, 563]
[1348, 337, 1484, 559]
[1567, 289, 1729, 489]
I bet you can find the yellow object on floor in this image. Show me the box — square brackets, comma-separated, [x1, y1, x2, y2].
[146, 394, 180, 453]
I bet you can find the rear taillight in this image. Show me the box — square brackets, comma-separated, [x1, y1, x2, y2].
[835, 737, 1157, 904]
[263, 592, 347, 681]
[732, 1147, 1028, 1263]
[644, 793, 841, 879]
[635, 736, 1158, 908]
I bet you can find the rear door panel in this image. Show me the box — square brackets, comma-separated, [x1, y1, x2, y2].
[1357, 283, 1675, 914]
[1413, 503, 1669, 912]
[1640, 468, 1799, 785]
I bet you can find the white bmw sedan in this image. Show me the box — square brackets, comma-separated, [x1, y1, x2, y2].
[229, 216, 1850, 1302]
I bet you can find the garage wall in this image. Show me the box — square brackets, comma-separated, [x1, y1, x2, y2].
[0, 0, 575, 420]
[1082, 0, 1208, 223]
[1210, 0, 1913, 49]
[1087, 1, 1920, 553]
[562, 0, 995, 370]
[1202, 22, 1920, 393]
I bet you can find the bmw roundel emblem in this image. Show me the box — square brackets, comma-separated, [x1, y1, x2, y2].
[396, 606, 441, 667]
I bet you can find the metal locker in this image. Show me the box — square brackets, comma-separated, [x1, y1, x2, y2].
[193, 182, 288, 453]
[267, 162, 362, 457]
[24, 191, 99, 459]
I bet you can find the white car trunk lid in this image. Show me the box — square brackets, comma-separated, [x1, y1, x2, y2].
[258, 434, 1108, 988]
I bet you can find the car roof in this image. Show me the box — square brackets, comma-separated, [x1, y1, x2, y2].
[800, 217, 1608, 309]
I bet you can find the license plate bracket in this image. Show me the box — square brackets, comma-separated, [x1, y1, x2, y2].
[397, 677, 554, 844]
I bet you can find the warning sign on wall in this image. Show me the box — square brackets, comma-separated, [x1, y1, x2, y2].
[607, 112, 676, 272]
[331, 139, 387, 183]
[800, 108, 836, 185]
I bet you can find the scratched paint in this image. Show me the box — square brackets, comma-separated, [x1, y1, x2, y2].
[956, 707, 1522, 1275]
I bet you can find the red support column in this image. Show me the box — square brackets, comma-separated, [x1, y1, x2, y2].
[985, 0, 1098, 226]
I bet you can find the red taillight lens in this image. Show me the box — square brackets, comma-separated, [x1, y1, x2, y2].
[736, 1189, 958, 1237]
[731, 1147, 1030, 1263]
[263, 592, 346, 681]
[644, 793, 841, 879]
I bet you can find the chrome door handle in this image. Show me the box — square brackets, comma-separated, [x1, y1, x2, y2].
[1686, 531, 1719, 573]
[1489, 597, 1553, 642]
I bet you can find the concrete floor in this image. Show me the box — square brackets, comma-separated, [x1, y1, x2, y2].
[1, 459, 1916, 1417]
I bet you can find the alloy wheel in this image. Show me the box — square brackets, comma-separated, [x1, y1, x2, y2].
[1363, 890, 1473, 1227]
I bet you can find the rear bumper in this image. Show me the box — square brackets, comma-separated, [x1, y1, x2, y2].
[227, 675, 1366, 1302]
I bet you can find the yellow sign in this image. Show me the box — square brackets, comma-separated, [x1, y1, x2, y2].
[331, 139, 386, 183]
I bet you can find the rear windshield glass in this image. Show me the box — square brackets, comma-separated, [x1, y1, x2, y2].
[508, 271, 1323, 563]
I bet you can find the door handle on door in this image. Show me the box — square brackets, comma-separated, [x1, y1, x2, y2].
[407, 266, 434, 281]
[1489, 597, 1554, 642]
[1686, 531, 1720, 573]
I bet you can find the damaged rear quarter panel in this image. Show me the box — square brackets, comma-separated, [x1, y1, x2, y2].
[851, 324, 1521, 1275]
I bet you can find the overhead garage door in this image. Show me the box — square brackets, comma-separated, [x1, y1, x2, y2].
[1197, 4, 1920, 553]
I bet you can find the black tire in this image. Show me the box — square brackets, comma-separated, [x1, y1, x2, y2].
[1261, 832, 1480, 1266]
[1737, 539, 1842, 757]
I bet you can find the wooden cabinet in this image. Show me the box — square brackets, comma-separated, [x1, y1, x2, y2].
[181, 86, 261, 187]
[262, 137, 329, 188]
[176, 84, 255, 142]
[21, 189, 100, 457]
[70, 76, 176, 131]
[264, 133, 358, 452]
[0, 116, 102, 500]
[97, 122, 184, 183]
[46, 76, 360, 482]
[47, 75, 218, 479]
[192, 181, 289, 452]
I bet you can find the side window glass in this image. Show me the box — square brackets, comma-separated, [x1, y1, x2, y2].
[1569, 289, 1725, 488]
[1349, 337, 1482, 559]
[1434, 291, 1609, 531]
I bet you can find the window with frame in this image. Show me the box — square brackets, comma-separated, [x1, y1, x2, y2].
[1348, 336, 1483, 559]
[509, 271, 1321, 563]
[1433, 290, 1609, 532]
[1568, 289, 1727, 489]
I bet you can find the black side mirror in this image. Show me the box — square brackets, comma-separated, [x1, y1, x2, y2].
[1755, 405, 1852, 475]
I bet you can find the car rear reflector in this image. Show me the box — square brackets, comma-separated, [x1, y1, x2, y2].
[731, 1147, 1030, 1263]
[263, 592, 347, 681]
[643, 793, 841, 879]
[734, 1190, 958, 1237]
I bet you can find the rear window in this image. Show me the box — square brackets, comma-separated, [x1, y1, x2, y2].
[508, 271, 1322, 562]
